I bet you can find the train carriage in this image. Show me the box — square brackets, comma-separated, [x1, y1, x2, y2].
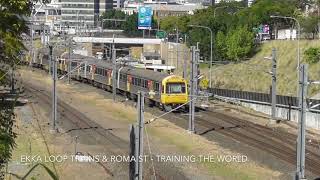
[34, 50, 188, 111]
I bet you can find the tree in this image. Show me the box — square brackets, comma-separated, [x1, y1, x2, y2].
[304, 47, 320, 63]
[0, 0, 47, 178]
[215, 31, 227, 60]
[101, 10, 157, 37]
[159, 0, 299, 62]
[300, 15, 319, 39]
[122, 12, 157, 37]
[122, 13, 142, 37]
[0, 99, 16, 179]
[101, 9, 126, 29]
[225, 26, 255, 61]
[160, 15, 190, 33]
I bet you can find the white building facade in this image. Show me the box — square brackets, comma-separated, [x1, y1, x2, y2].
[60, 0, 124, 29]
[213, 0, 255, 7]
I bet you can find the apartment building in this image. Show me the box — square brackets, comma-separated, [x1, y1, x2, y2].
[60, 0, 124, 29]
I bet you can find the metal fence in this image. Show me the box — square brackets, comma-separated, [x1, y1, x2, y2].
[209, 88, 320, 110]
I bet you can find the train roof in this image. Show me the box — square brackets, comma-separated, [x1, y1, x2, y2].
[121, 66, 169, 82]
[67, 54, 170, 82]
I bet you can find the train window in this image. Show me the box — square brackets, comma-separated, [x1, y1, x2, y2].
[71, 62, 77, 67]
[97, 68, 102, 75]
[154, 82, 160, 92]
[142, 79, 145, 87]
[132, 77, 136, 85]
[137, 78, 141, 86]
[120, 74, 124, 81]
[143, 80, 148, 88]
[124, 74, 127, 82]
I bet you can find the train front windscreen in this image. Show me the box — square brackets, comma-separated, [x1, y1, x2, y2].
[166, 83, 186, 94]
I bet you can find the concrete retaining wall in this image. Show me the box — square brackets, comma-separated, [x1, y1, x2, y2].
[241, 102, 320, 130]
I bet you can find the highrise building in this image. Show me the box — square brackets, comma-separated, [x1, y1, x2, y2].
[60, 0, 124, 29]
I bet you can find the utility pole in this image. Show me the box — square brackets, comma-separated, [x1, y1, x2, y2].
[50, 45, 57, 132]
[189, 46, 199, 133]
[176, 27, 179, 70]
[30, 14, 34, 67]
[183, 47, 187, 79]
[296, 64, 308, 180]
[135, 92, 144, 180]
[68, 41, 71, 84]
[84, 61, 87, 78]
[270, 48, 277, 121]
[74, 136, 79, 154]
[129, 124, 136, 180]
[112, 37, 117, 101]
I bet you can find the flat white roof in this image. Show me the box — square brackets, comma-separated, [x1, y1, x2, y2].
[134, 64, 175, 70]
[73, 37, 162, 45]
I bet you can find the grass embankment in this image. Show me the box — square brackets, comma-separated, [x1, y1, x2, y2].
[9, 106, 57, 180]
[147, 120, 281, 179]
[208, 40, 320, 97]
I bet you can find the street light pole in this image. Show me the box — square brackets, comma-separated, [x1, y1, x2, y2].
[188, 24, 213, 88]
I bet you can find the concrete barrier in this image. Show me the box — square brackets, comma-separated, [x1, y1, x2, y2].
[241, 102, 320, 130]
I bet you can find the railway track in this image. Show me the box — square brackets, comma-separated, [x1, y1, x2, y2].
[22, 82, 173, 180]
[22, 67, 320, 177]
[195, 110, 320, 176]
[24, 84, 128, 152]
[145, 102, 320, 176]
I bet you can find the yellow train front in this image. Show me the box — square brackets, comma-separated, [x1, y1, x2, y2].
[160, 75, 188, 111]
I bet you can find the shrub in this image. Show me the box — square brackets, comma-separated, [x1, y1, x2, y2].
[304, 47, 320, 64]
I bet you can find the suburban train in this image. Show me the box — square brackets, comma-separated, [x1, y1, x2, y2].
[30, 48, 188, 111]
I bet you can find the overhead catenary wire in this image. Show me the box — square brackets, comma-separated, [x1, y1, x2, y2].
[145, 97, 197, 125]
